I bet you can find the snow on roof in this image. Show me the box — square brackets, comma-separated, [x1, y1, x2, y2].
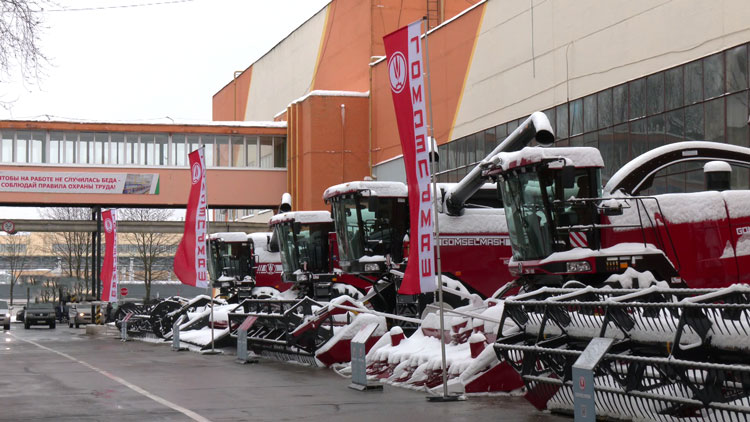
[721, 190, 750, 219]
[438, 208, 507, 234]
[487, 147, 604, 172]
[248, 232, 279, 263]
[275, 90, 370, 118]
[2, 116, 287, 129]
[323, 180, 408, 200]
[704, 160, 732, 173]
[269, 211, 332, 225]
[608, 191, 732, 227]
[605, 141, 750, 194]
[209, 232, 249, 242]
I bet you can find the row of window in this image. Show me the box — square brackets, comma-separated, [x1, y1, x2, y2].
[437, 42, 750, 193]
[0, 131, 287, 169]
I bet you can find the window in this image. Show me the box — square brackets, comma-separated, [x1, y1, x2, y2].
[555, 104, 568, 139]
[647, 73, 664, 115]
[246, 136, 258, 167]
[570, 99, 583, 136]
[665, 109, 684, 144]
[684, 60, 703, 105]
[703, 53, 724, 100]
[30, 132, 44, 163]
[726, 45, 748, 93]
[64, 132, 76, 164]
[260, 136, 273, 168]
[465, 134, 476, 164]
[273, 137, 286, 168]
[2, 131, 14, 163]
[727, 91, 749, 147]
[201, 135, 214, 167]
[111, 133, 125, 165]
[704, 97, 724, 142]
[584, 94, 597, 132]
[597, 89, 612, 129]
[629, 78, 646, 119]
[173, 134, 186, 166]
[665, 67, 683, 110]
[231, 136, 244, 167]
[647, 115, 664, 149]
[50, 132, 63, 164]
[16, 131, 29, 163]
[613, 84, 628, 125]
[684, 103, 704, 141]
[215, 135, 230, 167]
[125, 134, 138, 165]
[141, 134, 154, 165]
[155, 134, 168, 166]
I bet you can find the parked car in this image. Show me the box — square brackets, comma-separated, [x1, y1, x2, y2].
[68, 303, 93, 328]
[0, 300, 10, 330]
[16, 307, 25, 323]
[24, 303, 56, 329]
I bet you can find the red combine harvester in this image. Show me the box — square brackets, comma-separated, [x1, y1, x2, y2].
[207, 231, 288, 301]
[488, 141, 750, 420]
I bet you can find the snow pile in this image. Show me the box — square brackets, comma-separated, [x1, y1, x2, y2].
[315, 313, 386, 357]
[362, 299, 521, 394]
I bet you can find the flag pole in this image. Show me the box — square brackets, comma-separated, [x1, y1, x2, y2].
[423, 17, 454, 401]
[204, 146, 217, 354]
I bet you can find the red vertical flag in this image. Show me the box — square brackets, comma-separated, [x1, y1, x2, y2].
[174, 148, 209, 288]
[384, 21, 436, 294]
[101, 209, 118, 302]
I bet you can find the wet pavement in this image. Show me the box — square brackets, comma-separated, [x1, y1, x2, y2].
[0, 324, 571, 421]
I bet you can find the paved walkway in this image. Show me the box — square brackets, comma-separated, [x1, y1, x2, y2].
[0, 325, 570, 421]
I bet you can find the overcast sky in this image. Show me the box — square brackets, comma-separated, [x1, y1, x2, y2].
[0, 0, 329, 220]
[0, 0, 330, 122]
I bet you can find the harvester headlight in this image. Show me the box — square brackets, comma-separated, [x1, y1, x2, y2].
[566, 260, 591, 273]
[297, 273, 309, 282]
[4, 313, 8, 317]
[364, 263, 380, 272]
[79, 312, 85, 317]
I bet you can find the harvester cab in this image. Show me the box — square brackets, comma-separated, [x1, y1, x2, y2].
[324, 181, 409, 279]
[270, 211, 368, 300]
[208, 232, 256, 299]
[485, 146, 679, 286]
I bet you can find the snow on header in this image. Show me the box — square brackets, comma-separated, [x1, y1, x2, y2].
[209, 232, 249, 242]
[269, 211, 332, 225]
[487, 146, 604, 172]
[323, 181, 408, 200]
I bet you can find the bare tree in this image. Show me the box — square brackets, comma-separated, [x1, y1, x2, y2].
[39, 207, 93, 294]
[120, 208, 177, 302]
[1, 232, 32, 305]
[1, 0, 49, 105]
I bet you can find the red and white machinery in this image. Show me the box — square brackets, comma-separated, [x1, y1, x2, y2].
[487, 141, 750, 420]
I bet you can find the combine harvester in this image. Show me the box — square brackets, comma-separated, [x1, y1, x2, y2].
[227, 113, 555, 394]
[486, 140, 750, 420]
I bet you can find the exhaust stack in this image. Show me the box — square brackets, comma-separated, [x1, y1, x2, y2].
[444, 112, 554, 216]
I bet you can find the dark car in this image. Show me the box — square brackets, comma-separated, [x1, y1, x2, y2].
[24, 303, 56, 329]
[16, 307, 25, 323]
[0, 300, 9, 330]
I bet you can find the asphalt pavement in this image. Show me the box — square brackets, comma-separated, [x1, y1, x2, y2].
[0, 324, 571, 422]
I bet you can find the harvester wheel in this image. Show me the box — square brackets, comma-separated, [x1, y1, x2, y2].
[149, 300, 183, 338]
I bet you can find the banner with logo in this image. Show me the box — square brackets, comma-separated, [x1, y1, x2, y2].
[0, 171, 159, 194]
[174, 148, 209, 288]
[101, 209, 118, 302]
[384, 21, 435, 294]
